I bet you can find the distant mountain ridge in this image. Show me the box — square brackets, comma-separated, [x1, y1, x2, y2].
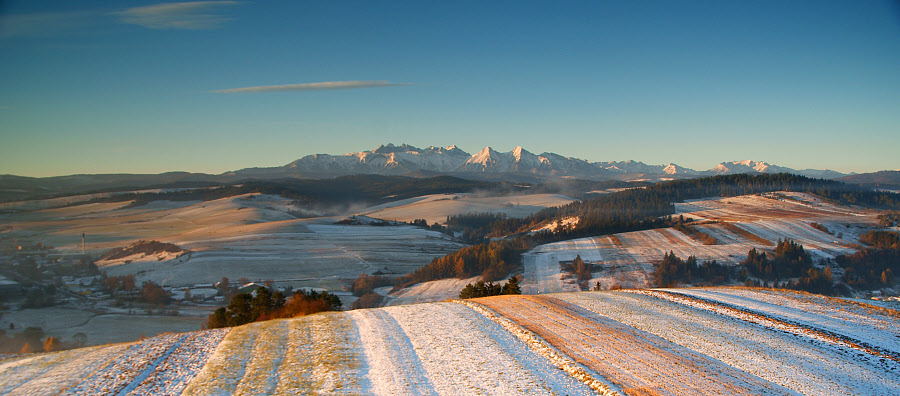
[1, 143, 870, 202]
[226, 143, 850, 181]
[837, 170, 900, 188]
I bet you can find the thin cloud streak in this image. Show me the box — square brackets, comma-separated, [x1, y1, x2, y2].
[113, 1, 240, 30]
[212, 80, 415, 93]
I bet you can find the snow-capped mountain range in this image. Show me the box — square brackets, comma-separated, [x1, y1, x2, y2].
[227, 144, 848, 181]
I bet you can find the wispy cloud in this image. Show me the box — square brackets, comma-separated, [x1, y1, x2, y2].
[212, 80, 415, 94]
[113, 1, 240, 30]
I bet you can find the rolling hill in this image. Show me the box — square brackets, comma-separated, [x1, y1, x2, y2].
[0, 288, 896, 395]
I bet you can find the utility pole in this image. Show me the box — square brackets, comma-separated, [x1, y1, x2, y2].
[82, 233, 85, 255]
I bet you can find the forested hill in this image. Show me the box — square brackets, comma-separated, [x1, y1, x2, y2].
[486, 173, 900, 240]
[85, 175, 504, 207]
[401, 173, 900, 287]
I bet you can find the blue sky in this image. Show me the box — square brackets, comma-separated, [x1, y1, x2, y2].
[1, 1, 898, 177]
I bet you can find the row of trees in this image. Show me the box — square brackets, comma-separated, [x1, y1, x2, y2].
[88, 175, 499, 208]
[396, 238, 531, 288]
[654, 252, 731, 287]
[838, 231, 899, 289]
[858, 230, 899, 249]
[651, 234, 900, 296]
[206, 287, 341, 328]
[741, 240, 813, 281]
[458, 276, 521, 299]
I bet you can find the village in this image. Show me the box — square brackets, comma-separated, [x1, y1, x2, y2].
[0, 242, 301, 352]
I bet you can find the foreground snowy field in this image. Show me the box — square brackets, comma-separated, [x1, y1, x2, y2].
[0, 288, 895, 396]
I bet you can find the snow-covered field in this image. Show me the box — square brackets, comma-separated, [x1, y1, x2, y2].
[2, 288, 894, 395]
[0, 306, 212, 347]
[667, 288, 900, 356]
[556, 290, 900, 395]
[477, 295, 789, 395]
[523, 193, 879, 293]
[357, 193, 575, 225]
[382, 276, 482, 306]
[2, 194, 464, 288]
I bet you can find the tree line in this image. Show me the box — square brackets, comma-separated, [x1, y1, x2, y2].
[654, 252, 731, 287]
[838, 231, 899, 290]
[403, 173, 877, 288]
[458, 276, 521, 299]
[206, 287, 342, 328]
[654, 232, 900, 296]
[84, 175, 502, 208]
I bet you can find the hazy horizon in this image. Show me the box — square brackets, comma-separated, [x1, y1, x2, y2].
[1, 141, 896, 179]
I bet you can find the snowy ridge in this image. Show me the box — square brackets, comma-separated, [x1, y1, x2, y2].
[234, 143, 849, 179]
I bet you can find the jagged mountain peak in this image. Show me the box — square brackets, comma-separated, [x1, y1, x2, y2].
[471, 146, 499, 160]
[261, 144, 848, 180]
[373, 143, 421, 154]
[511, 146, 537, 161]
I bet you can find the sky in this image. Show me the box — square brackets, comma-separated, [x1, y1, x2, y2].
[1, 0, 898, 177]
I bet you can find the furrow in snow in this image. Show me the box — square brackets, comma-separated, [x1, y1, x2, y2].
[0, 344, 128, 395]
[123, 328, 229, 396]
[557, 291, 900, 396]
[348, 309, 438, 395]
[180, 322, 261, 396]
[270, 312, 365, 395]
[633, 289, 900, 364]
[670, 288, 900, 354]
[60, 332, 182, 395]
[232, 320, 290, 395]
[384, 302, 594, 395]
[456, 300, 622, 396]
[477, 295, 790, 396]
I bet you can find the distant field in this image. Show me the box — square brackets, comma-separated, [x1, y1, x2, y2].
[1, 288, 895, 395]
[1, 194, 464, 288]
[357, 193, 575, 225]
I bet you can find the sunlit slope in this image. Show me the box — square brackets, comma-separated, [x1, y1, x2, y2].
[3, 194, 464, 287]
[524, 192, 879, 294]
[1, 288, 896, 396]
[5, 194, 290, 252]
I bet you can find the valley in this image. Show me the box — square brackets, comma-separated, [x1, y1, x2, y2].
[0, 172, 896, 363]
